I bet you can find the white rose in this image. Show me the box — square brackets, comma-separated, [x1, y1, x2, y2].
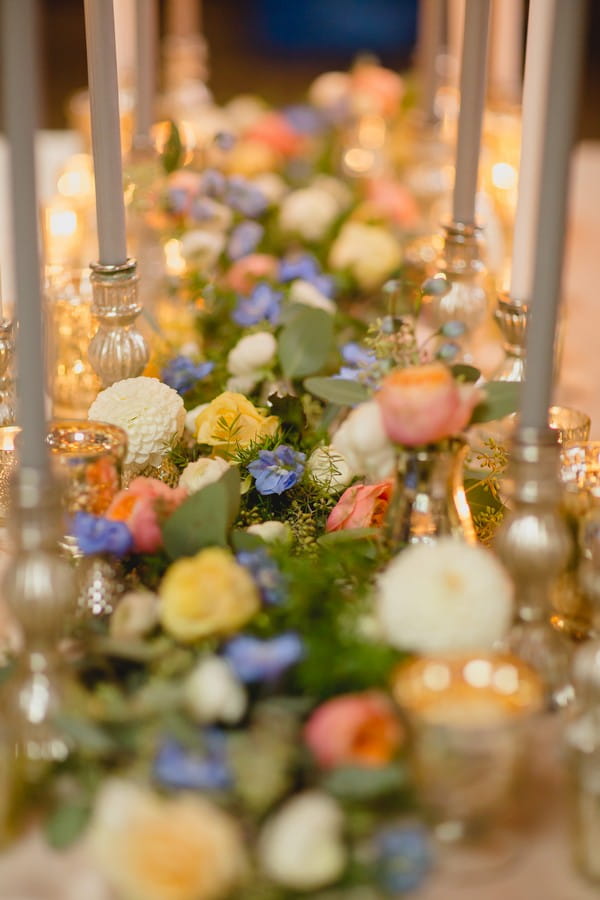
[279, 187, 340, 242]
[308, 71, 351, 110]
[185, 402, 208, 434]
[289, 279, 336, 315]
[331, 401, 396, 481]
[183, 656, 247, 725]
[251, 173, 288, 206]
[226, 373, 262, 394]
[179, 457, 231, 493]
[377, 538, 514, 654]
[307, 447, 353, 493]
[180, 229, 225, 268]
[247, 520, 292, 544]
[311, 174, 352, 210]
[225, 94, 268, 130]
[227, 331, 277, 376]
[329, 222, 402, 290]
[258, 791, 346, 891]
[110, 591, 160, 640]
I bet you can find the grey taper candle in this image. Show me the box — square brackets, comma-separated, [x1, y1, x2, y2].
[0, 0, 48, 470]
[417, 0, 444, 124]
[135, 0, 158, 143]
[520, 0, 587, 430]
[84, 0, 128, 266]
[452, 0, 491, 225]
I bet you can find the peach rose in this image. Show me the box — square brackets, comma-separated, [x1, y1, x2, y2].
[245, 112, 305, 157]
[106, 477, 188, 554]
[326, 480, 393, 532]
[225, 254, 279, 294]
[364, 178, 419, 228]
[351, 63, 404, 117]
[195, 391, 279, 454]
[376, 363, 481, 446]
[304, 691, 403, 769]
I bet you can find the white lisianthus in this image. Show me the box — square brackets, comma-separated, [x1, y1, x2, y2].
[226, 373, 262, 395]
[279, 187, 340, 242]
[251, 172, 288, 206]
[180, 229, 225, 268]
[331, 401, 396, 480]
[110, 591, 160, 640]
[185, 402, 208, 434]
[377, 538, 514, 654]
[88, 377, 185, 469]
[227, 332, 277, 376]
[329, 222, 402, 290]
[307, 446, 353, 493]
[311, 174, 353, 210]
[258, 791, 346, 891]
[289, 279, 336, 315]
[184, 656, 247, 725]
[225, 93, 268, 130]
[179, 457, 231, 494]
[247, 520, 292, 544]
[308, 71, 351, 110]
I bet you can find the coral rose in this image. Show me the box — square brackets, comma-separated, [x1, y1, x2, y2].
[225, 253, 278, 294]
[326, 480, 393, 532]
[304, 691, 403, 769]
[106, 477, 188, 554]
[195, 391, 278, 454]
[245, 111, 305, 157]
[376, 363, 481, 447]
[159, 547, 260, 642]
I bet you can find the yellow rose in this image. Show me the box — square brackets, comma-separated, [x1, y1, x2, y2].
[159, 547, 260, 642]
[195, 391, 279, 454]
[89, 779, 247, 900]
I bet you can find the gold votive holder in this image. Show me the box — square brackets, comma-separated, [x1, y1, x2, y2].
[0, 426, 20, 522]
[392, 654, 542, 872]
[549, 406, 591, 446]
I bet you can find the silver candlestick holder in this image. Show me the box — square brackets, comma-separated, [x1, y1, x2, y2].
[1, 467, 78, 761]
[0, 319, 16, 426]
[494, 426, 574, 708]
[493, 293, 528, 382]
[88, 258, 149, 387]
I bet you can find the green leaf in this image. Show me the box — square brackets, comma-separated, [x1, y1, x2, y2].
[451, 363, 480, 383]
[278, 307, 334, 378]
[317, 527, 380, 546]
[221, 466, 241, 527]
[45, 801, 91, 849]
[53, 714, 116, 755]
[267, 392, 306, 433]
[160, 120, 183, 174]
[324, 764, 408, 800]
[471, 381, 520, 424]
[230, 529, 267, 553]
[163, 478, 232, 558]
[304, 376, 369, 406]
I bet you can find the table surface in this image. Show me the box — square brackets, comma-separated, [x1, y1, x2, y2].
[1, 139, 600, 899]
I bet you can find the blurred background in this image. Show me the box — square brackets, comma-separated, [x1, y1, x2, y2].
[1, 0, 598, 138]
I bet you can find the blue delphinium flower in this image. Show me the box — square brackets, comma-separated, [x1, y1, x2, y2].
[226, 176, 268, 218]
[341, 342, 377, 368]
[373, 824, 432, 894]
[248, 445, 306, 495]
[227, 221, 264, 261]
[279, 253, 320, 284]
[232, 283, 282, 327]
[153, 731, 231, 791]
[282, 104, 326, 135]
[161, 356, 214, 394]
[441, 320, 466, 339]
[236, 549, 286, 606]
[168, 186, 191, 215]
[223, 633, 304, 683]
[199, 168, 227, 199]
[71, 512, 133, 557]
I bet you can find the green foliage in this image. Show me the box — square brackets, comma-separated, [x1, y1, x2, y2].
[451, 363, 480, 383]
[278, 306, 335, 378]
[471, 381, 519, 423]
[162, 467, 241, 558]
[160, 120, 184, 174]
[304, 376, 369, 406]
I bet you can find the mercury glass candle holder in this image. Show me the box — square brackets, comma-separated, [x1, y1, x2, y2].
[549, 407, 591, 446]
[493, 294, 527, 382]
[0, 426, 20, 523]
[0, 319, 16, 428]
[392, 653, 542, 873]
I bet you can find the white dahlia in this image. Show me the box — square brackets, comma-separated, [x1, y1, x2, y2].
[89, 377, 185, 469]
[376, 538, 513, 654]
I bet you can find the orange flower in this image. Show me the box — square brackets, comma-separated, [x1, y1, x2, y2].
[326, 480, 393, 532]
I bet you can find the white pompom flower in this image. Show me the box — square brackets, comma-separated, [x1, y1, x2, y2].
[88, 376, 185, 469]
[227, 331, 277, 376]
[331, 400, 396, 481]
[307, 446, 353, 494]
[377, 538, 514, 654]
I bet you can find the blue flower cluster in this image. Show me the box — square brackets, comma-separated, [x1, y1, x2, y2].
[161, 356, 214, 395]
[153, 730, 231, 791]
[236, 549, 286, 606]
[282, 104, 327, 136]
[334, 341, 378, 383]
[279, 252, 335, 298]
[71, 512, 133, 557]
[373, 824, 432, 894]
[227, 220, 264, 261]
[223, 633, 304, 683]
[226, 175, 268, 218]
[168, 169, 268, 222]
[248, 444, 306, 495]
[233, 283, 282, 327]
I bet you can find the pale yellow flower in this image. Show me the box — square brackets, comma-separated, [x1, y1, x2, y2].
[195, 391, 278, 454]
[88, 779, 247, 900]
[159, 547, 260, 642]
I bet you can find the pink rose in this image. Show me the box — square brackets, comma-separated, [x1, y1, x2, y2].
[245, 112, 305, 157]
[304, 691, 403, 769]
[376, 363, 481, 447]
[351, 63, 404, 117]
[225, 254, 279, 295]
[365, 178, 419, 228]
[326, 480, 393, 532]
[106, 477, 188, 554]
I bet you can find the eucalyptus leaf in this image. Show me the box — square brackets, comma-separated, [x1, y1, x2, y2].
[160, 120, 183, 174]
[45, 801, 91, 849]
[318, 527, 380, 546]
[324, 764, 407, 800]
[231, 529, 267, 553]
[162, 480, 229, 558]
[304, 376, 369, 406]
[278, 307, 334, 378]
[53, 714, 116, 755]
[221, 466, 241, 527]
[471, 381, 519, 423]
[421, 275, 450, 297]
[451, 363, 480, 383]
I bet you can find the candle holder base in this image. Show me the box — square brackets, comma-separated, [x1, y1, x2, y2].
[493, 294, 528, 382]
[89, 259, 149, 387]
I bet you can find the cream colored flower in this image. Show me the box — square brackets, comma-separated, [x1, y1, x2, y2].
[377, 538, 514, 654]
[110, 591, 160, 640]
[329, 222, 402, 290]
[178, 457, 231, 494]
[279, 187, 340, 242]
[183, 656, 247, 724]
[225, 94, 268, 130]
[225, 373, 262, 395]
[185, 403, 208, 434]
[311, 174, 353, 210]
[331, 401, 396, 481]
[88, 779, 247, 900]
[258, 791, 346, 891]
[246, 520, 292, 544]
[227, 331, 277, 376]
[180, 229, 225, 268]
[251, 172, 288, 205]
[308, 71, 351, 110]
[88, 377, 185, 468]
[195, 391, 278, 453]
[307, 446, 353, 494]
[289, 279, 336, 315]
[159, 547, 260, 642]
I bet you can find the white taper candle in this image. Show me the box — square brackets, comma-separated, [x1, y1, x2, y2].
[135, 0, 158, 142]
